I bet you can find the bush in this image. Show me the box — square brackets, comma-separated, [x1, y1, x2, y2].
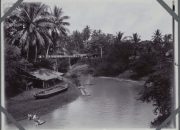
[33, 59, 55, 70]
[68, 73, 80, 86]
[139, 70, 172, 127]
[94, 61, 126, 76]
[131, 53, 157, 77]
[58, 59, 69, 73]
[5, 44, 27, 97]
[93, 42, 132, 76]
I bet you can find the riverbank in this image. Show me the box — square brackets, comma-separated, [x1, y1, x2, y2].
[5, 64, 146, 123]
[7, 75, 156, 129]
[6, 78, 80, 122]
[6, 64, 91, 123]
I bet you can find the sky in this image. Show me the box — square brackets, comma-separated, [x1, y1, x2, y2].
[2, 0, 175, 40]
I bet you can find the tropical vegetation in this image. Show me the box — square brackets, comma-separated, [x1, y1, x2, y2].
[5, 2, 174, 127]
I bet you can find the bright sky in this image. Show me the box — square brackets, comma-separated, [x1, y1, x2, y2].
[2, 0, 175, 40]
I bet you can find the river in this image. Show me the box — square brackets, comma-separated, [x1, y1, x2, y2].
[6, 77, 155, 129]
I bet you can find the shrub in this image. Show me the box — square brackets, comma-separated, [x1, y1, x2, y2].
[5, 44, 27, 97]
[33, 59, 55, 70]
[139, 70, 172, 127]
[93, 42, 132, 76]
[131, 53, 157, 77]
[58, 59, 69, 73]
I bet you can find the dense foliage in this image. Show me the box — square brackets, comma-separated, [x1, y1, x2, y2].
[5, 2, 70, 96]
[139, 60, 173, 127]
[5, 44, 29, 97]
[5, 2, 174, 127]
[5, 3, 70, 62]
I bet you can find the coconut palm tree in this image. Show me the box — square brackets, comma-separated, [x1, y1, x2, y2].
[82, 25, 91, 41]
[131, 33, 141, 57]
[71, 30, 83, 53]
[50, 6, 70, 55]
[163, 34, 173, 56]
[5, 3, 54, 62]
[163, 34, 172, 43]
[115, 31, 124, 43]
[152, 29, 163, 44]
[131, 33, 141, 44]
[151, 29, 164, 55]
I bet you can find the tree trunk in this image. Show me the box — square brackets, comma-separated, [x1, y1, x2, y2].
[100, 47, 103, 58]
[34, 45, 37, 62]
[26, 42, 29, 61]
[46, 43, 50, 58]
[56, 59, 58, 71]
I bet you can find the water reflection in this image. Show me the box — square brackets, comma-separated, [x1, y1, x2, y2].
[7, 77, 155, 129]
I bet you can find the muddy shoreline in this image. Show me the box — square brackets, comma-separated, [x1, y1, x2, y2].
[6, 78, 80, 123]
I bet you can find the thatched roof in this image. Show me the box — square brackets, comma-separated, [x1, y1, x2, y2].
[29, 68, 63, 81]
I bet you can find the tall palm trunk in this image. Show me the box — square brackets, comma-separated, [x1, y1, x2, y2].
[34, 45, 38, 62]
[46, 43, 50, 58]
[26, 41, 30, 61]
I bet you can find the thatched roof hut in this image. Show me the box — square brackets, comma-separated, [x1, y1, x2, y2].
[29, 68, 63, 81]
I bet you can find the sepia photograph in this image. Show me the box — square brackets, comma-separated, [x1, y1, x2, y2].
[1, 0, 177, 129]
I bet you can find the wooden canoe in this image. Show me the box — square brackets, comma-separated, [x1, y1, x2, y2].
[34, 84, 68, 99]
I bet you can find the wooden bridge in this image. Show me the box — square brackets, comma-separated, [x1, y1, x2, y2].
[38, 53, 100, 59]
[38, 53, 100, 70]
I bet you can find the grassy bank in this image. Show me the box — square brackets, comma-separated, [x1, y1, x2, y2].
[6, 78, 80, 123]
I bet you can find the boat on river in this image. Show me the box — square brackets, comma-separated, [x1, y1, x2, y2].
[34, 84, 68, 99]
[21, 68, 69, 99]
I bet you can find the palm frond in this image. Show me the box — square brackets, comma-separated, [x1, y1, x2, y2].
[19, 30, 28, 45]
[59, 15, 70, 20]
[34, 15, 54, 25]
[33, 3, 49, 19]
[54, 6, 63, 18]
[56, 19, 70, 26]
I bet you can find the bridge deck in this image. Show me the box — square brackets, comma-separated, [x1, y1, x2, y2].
[38, 54, 99, 59]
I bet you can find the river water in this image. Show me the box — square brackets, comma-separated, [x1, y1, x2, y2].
[6, 77, 155, 129]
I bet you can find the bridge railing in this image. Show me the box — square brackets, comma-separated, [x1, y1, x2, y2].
[38, 54, 100, 59]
